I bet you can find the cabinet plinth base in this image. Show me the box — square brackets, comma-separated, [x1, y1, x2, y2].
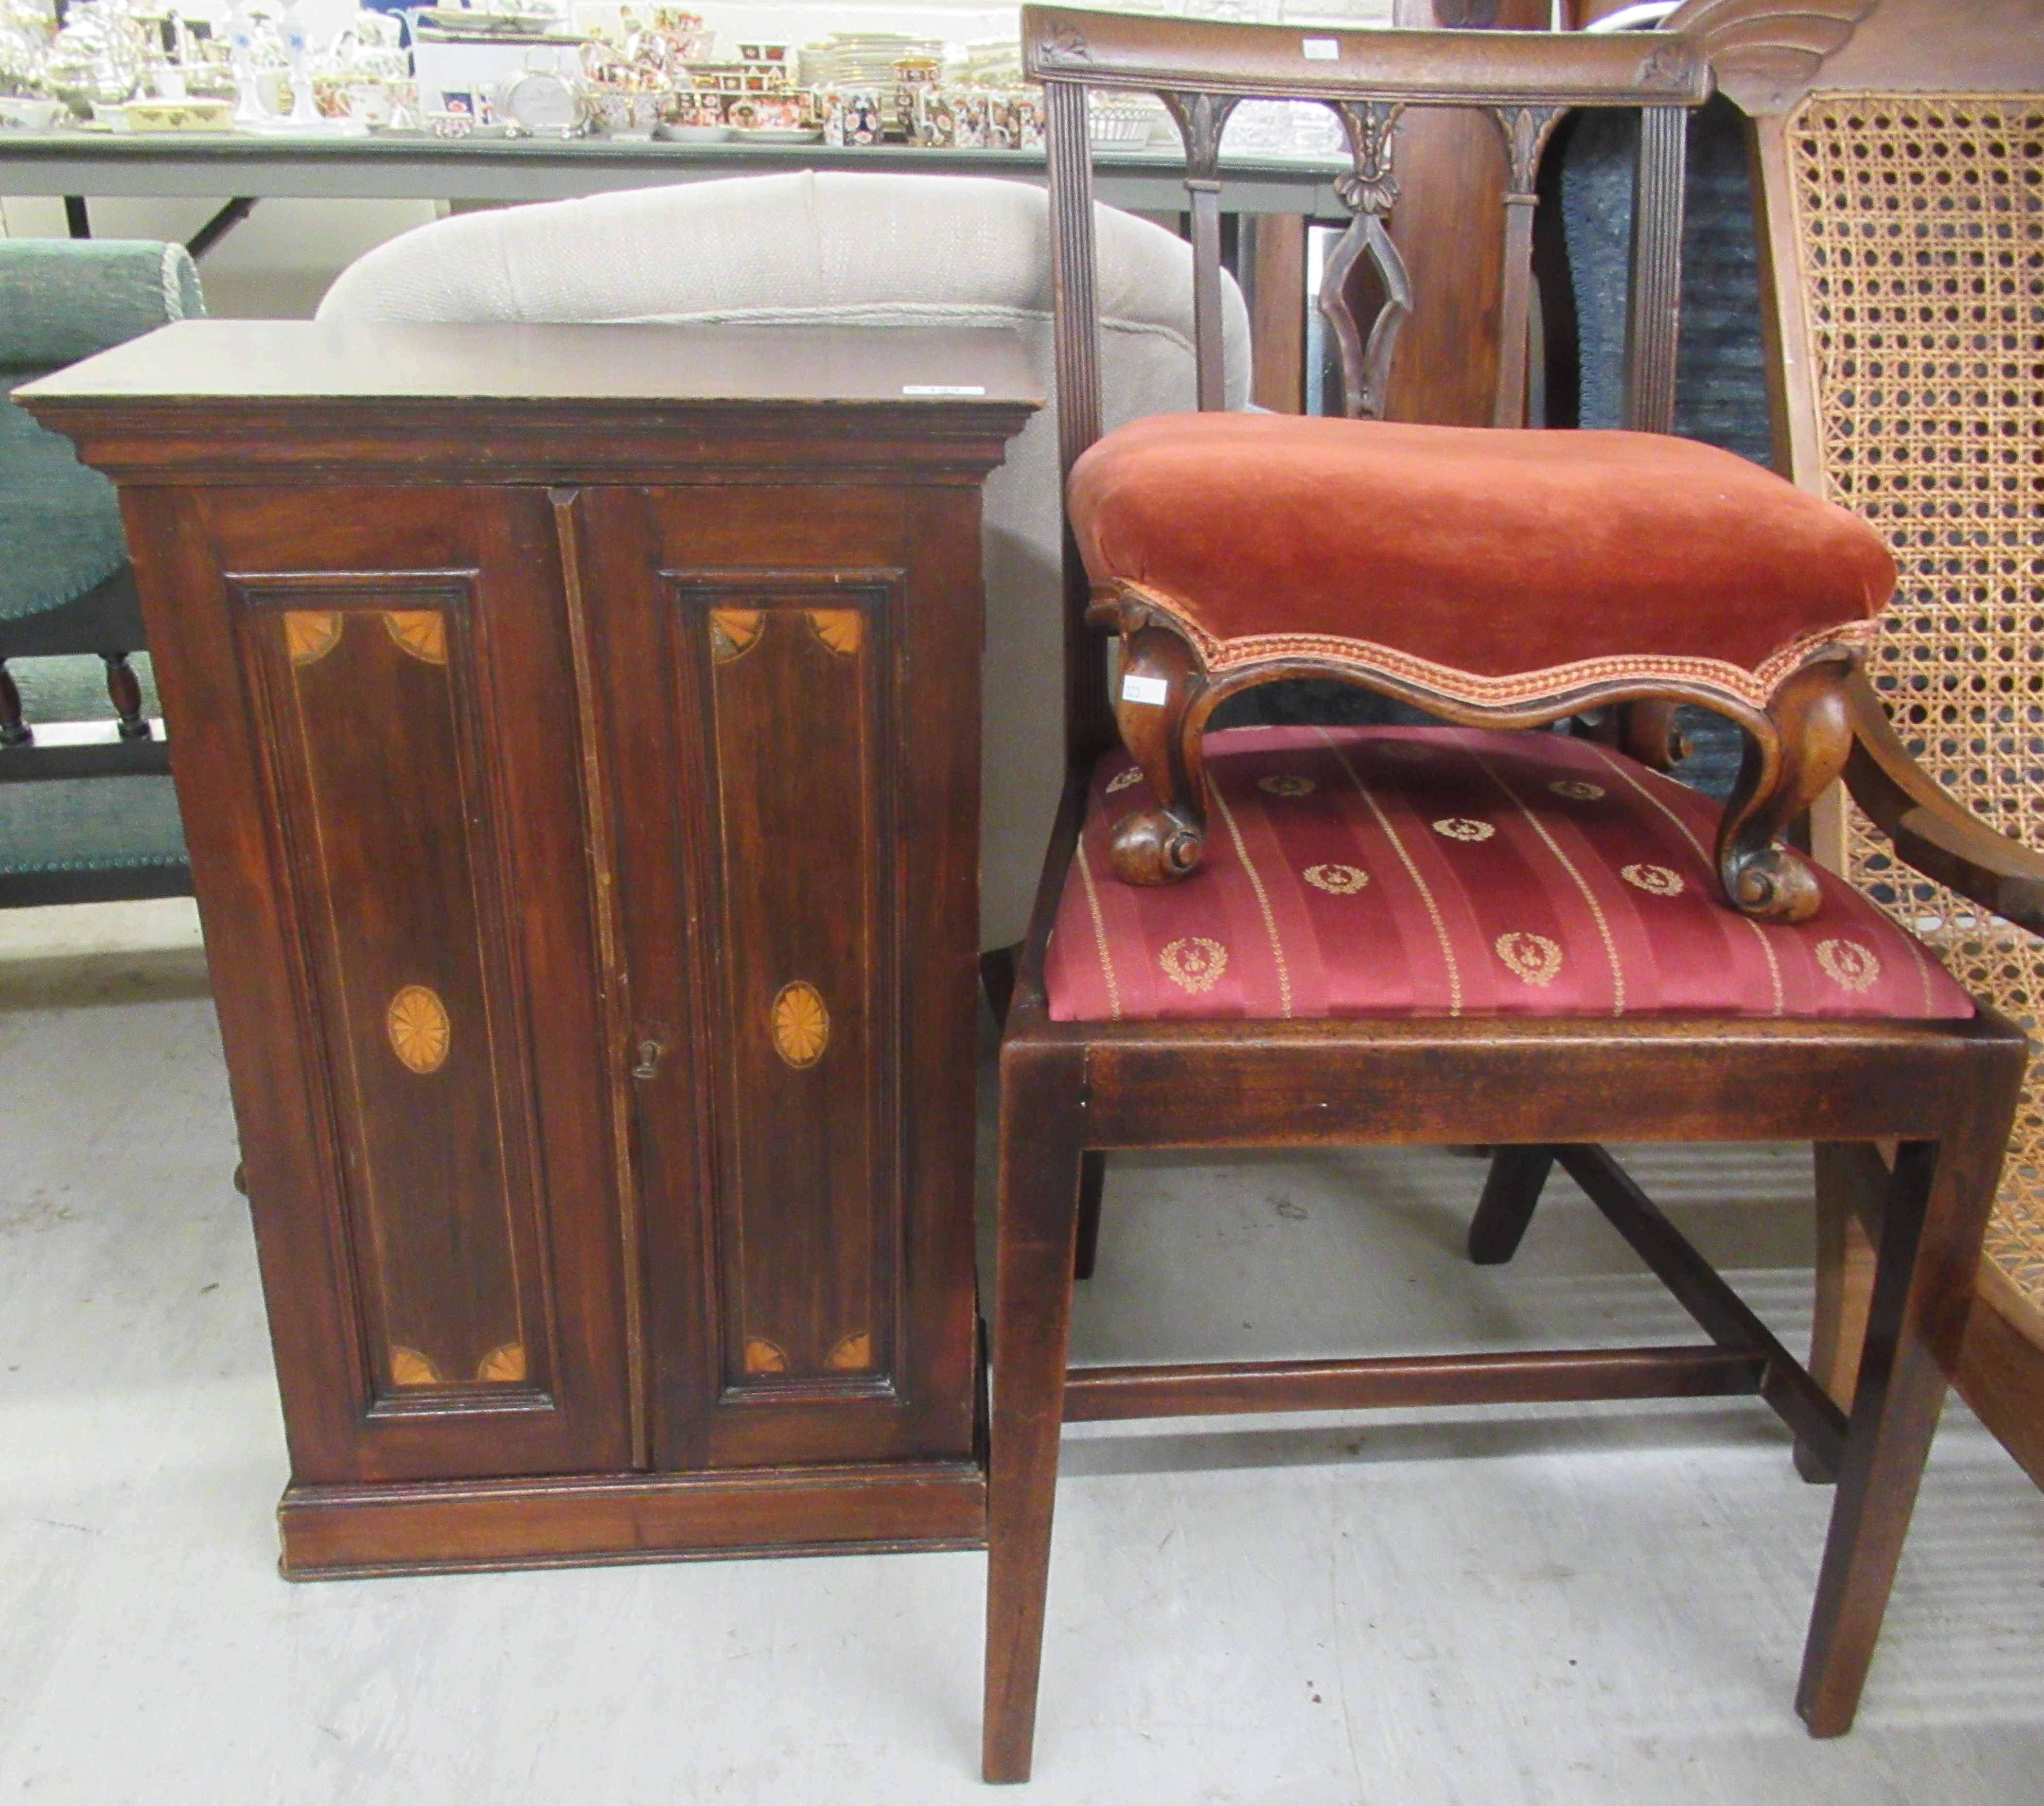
[278, 1459, 987, 1579]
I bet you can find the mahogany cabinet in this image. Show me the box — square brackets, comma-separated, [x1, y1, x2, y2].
[19, 321, 1037, 1576]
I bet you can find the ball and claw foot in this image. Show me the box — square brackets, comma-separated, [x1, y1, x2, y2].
[1110, 810, 1204, 885]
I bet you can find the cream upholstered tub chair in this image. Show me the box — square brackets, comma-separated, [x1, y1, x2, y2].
[317, 171, 1250, 951]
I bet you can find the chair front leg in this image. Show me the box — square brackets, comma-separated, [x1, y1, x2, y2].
[1107, 620, 1212, 885]
[1716, 659, 1854, 924]
[984, 1046, 1089, 1785]
[1796, 1096, 2009, 1735]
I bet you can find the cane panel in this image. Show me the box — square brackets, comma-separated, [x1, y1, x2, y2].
[1785, 92, 2044, 1304]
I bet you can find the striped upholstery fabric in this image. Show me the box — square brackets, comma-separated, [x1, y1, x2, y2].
[1043, 726, 1974, 1024]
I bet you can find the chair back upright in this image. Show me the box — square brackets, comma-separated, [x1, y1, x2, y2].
[1022, 3, 1713, 763]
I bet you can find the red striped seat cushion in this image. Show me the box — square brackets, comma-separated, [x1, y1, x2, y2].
[1042, 726, 1974, 1023]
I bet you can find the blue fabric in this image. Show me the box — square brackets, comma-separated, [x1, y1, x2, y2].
[0, 240, 205, 624]
[0, 369, 129, 622]
[0, 775, 186, 876]
[0, 239, 203, 369]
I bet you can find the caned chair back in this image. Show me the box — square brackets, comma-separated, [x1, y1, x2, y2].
[1717, 0, 2044, 1314]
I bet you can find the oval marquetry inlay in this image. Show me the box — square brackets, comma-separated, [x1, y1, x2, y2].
[386, 984, 451, 1074]
[709, 609, 765, 663]
[807, 609, 863, 656]
[389, 1345, 444, 1387]
[744, 1337, 789, 1374]
[826, 1331, 872, 1371]
[771, 980, 829, 1068]
[476, 1341, 527, 1383]
[284, 610, 342, 667]
[384, 610, 449, 665]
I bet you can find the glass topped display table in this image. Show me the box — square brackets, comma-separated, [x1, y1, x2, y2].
[0, 129, 1348, 212]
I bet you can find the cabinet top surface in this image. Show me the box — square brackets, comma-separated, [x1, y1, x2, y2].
[18, 319, 1043, 410]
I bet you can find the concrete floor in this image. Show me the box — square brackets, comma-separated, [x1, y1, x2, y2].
[2, 898, 2041, 1804]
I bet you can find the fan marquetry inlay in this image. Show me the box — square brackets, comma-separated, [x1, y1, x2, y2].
[383, 610, 449, 665]
[386, 984, 451, 1074]
[389, 1345, 444, 1387]
[826, 1331, 872, 1371]
[771, 980, 829, 1068]
[284, 610, 342, 666]
[476, 1341, 527, 1383]
[807, 609, 863, 656]
[710, 609, 765, 663]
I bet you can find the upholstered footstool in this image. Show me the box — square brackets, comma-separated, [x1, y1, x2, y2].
[1072, 413, 1895, 924]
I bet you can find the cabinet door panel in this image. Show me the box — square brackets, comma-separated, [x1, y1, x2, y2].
[134, 485, 632, 1484]
[581, 484, 981, 1473]
[695, 586, 900, 1393]
[245, 584, 547, 1407]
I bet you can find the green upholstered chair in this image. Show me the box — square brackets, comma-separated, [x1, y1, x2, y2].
[0, 239, 203, 906]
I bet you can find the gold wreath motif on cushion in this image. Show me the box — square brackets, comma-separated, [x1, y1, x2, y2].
[771, 980, 830, 1067]
[1496, 932, 1564, 988]
[1159, 937, 1230, 993]
[1304, 863, 1371, 895]
[1434, 817, 1496, 843]
[1816, 938, 1882, 994]
[710, 609, 765, 663]
[383, 610, 448, 665]
[807, 609, 863, 656]
[284, 609, 342, 667]
[1106, 767, 1145, 794]
[1548, 779, 1605, 801]
[744, 1336, 789, 1374]
[386, 985, 451, 1074]
[1257, 774, 1316, 797]
[1621, 863, 1687, 898]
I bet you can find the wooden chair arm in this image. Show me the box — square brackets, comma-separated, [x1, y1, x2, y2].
[1843, 668, 2044, 937]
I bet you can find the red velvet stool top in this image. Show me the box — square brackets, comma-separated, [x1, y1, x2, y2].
[1068, 414, 1895, 712]
[1043, 726, 1972, 1024]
